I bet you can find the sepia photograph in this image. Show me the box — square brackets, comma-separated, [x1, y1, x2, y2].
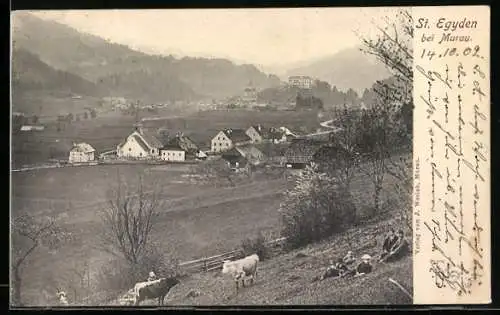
[10, 7, 414, 307]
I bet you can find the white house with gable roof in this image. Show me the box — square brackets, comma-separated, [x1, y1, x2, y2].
[69, 142, 96, 163]
[116, 124, 164, 159]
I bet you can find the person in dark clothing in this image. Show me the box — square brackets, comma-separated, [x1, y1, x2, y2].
[317, 259, 354, 281]
[383, 230, 410, 262]
[337, 259, 356, 277]
[380, 228, 397, 261]
[356, 254, 373, 275]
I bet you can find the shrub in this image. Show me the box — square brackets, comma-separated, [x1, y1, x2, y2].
[241, 232, 270, 260]
[94, 243, 178, 302]
[279, 164, 357, 249]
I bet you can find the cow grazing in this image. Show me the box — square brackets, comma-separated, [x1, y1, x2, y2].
[133, 277, 180, 306]
[221, 254, 260, 294]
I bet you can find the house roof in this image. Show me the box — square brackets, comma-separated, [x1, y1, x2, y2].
[118, 128, 163, 151]
[284, 139, 323, 163]
[221, 147, 246, 162]
[254, 142, 289, 157]
[132, 135, 150, 153]
[71, 142, 95, 153]
[267, 128, 286, 139]
[223, 129, 252, 143]
[161, 135, 199, 153]
[235, 144, 265, 164]
[139, 130, 164, 149]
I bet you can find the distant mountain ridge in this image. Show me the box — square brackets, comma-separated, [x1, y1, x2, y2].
[12, 48, 102, 96]
[11, 12, 281, 106]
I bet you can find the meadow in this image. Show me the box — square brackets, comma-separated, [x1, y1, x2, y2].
[11, 151, 409, 306]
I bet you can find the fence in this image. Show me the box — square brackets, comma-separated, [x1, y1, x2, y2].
[178, 237, 287, 274]
[74, 237, 287, 306]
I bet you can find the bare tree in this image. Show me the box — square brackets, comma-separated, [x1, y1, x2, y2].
[358, 9, 413, 87]
[357, 8, 414, 215]
[11, 214, 71, 306]
[327, 103, 362, 190]
[100, 172, 161, 266]
[357, 84, 393, 213]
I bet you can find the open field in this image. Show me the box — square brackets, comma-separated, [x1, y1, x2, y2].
[12, 152, 409, 306]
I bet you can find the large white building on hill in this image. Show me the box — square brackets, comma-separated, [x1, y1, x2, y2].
[288, 75, 314, 89]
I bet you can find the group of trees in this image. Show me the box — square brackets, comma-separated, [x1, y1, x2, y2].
[279, 9, 413, 248]
[55, 109, 97, 131]
[295, 93, 324, 110]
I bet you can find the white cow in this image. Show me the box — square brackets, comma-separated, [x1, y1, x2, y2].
[222, 254, 260, 294]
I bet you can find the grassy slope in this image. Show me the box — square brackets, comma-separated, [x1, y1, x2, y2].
[111, 218, 412, 306]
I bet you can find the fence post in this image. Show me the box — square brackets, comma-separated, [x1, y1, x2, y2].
[203, 258, 207, 272]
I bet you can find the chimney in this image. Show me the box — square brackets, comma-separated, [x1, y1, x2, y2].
[134, 122, 144, 134]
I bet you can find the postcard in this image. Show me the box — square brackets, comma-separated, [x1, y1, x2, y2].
[10, 5, 490, 307]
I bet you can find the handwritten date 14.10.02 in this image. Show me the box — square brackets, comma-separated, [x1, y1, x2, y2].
[420, 45, 483, 61]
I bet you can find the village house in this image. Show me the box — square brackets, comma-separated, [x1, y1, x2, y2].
[255, 142, 288, 165]
[211, 128, 252, 153]
[221, 147, 249, 171]
[283, 138, 324, 169]
[221, 144, 266, 171]
[160, 134, 205, 162]
[116, 124, 163, 159]
[245, 125, 265, 143]
[68, 142, 96, 163]
[245, 125, 296, 144]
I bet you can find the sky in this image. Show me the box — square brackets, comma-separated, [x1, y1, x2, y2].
[30, 8, 399, 68]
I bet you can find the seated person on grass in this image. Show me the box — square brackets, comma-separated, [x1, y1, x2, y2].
[380, 228, 398, 261]
[382, 229, 410, 263]
[355, 254, 373, 275]
[317, 259, 353, 281]
[342, 251, 356, 265]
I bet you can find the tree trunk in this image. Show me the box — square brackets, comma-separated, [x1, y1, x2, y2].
[374, 182, 382, 213]
[12, 267, 22, 306]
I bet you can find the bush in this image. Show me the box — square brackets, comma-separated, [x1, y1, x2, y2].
[94, 243, 178, 301]
[279, 164, 357, 249]
[241, 232, 270, 260]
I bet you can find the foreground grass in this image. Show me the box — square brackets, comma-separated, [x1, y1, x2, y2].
[108, 217, 412, 306]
